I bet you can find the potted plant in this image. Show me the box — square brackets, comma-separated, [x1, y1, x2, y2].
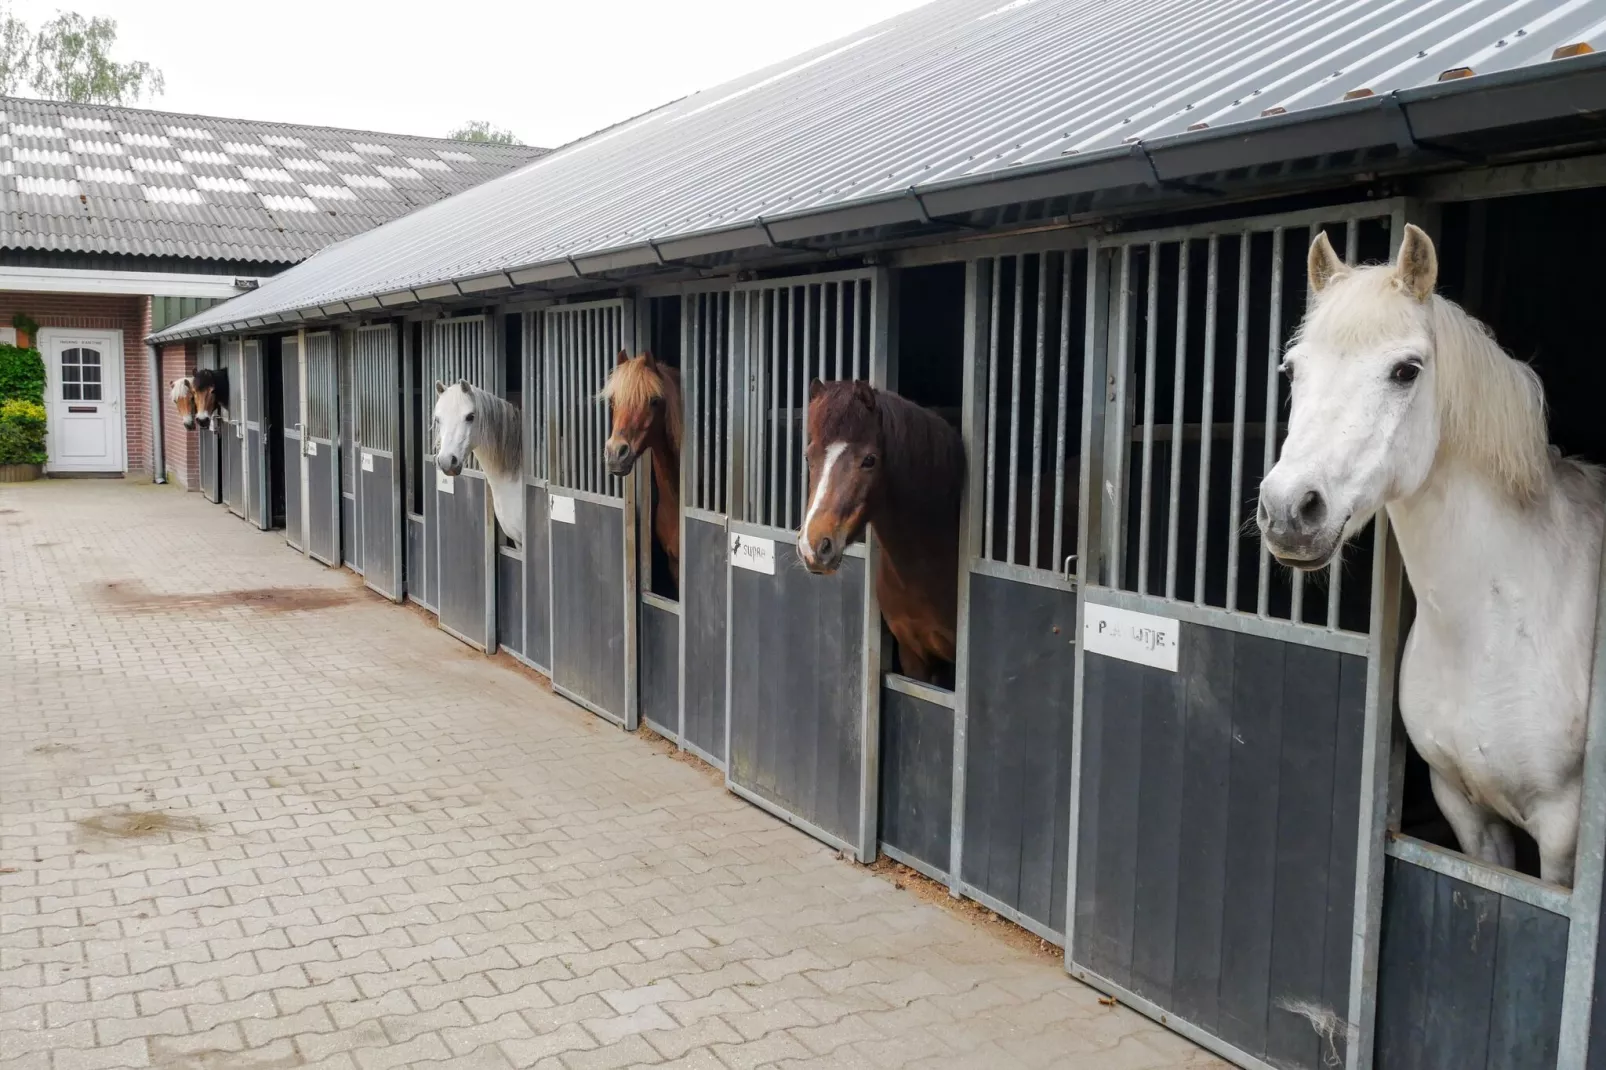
[0, 398, 46, 480]
[10, 312, 39, 350]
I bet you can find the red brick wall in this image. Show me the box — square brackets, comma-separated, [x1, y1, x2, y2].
[0, 291, 151, 477]
[160, 341, 199, 489]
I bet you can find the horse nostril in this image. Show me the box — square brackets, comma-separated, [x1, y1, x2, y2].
[1256, 498, 1270, 527]
[817, 536, 834, 560]
[1296, 489, 1326, 530]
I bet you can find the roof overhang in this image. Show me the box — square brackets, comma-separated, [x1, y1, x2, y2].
[4, 264, 270, 300]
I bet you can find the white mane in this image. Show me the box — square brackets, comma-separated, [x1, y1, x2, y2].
[170, 377, 193, 403]
[463, 384, 523, 478]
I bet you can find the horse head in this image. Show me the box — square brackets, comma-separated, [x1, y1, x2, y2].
[799, 378, 883, 575]
[170, 377, 197, 429]
[191, 368, 226, 428]
[600, 349, 676, 477]
[1259, 223, 1547, 571]
[433, 379, 478, 476]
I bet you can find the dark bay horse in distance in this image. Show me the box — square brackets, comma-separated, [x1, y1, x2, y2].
[600, 349, 683, 584]
[799, 379, 965, 687]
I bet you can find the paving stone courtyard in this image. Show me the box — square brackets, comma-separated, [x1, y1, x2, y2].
[0, 480, 1225, 1069]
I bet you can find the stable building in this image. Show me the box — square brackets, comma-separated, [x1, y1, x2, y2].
[0, 95, 543, 482]
[151, 1, 1606, 1067]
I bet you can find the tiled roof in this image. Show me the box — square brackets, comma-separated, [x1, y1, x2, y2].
[0, 96, 547, 264]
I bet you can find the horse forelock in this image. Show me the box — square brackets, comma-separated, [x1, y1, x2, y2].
[806, 381, 876, 446]
[600, 357, 682, 450]
[1300, 265, 1552, 503]
[460, 383, 523, 476]
[170, 377, 193, 403]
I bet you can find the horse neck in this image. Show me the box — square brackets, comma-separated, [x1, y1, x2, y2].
[868, 400, 962, 566]
[1387, 457, 1595, 630]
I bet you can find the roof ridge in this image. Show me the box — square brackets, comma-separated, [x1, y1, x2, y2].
[0, 94, 549, 154]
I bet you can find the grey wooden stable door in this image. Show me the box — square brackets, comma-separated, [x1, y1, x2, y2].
[544, 299, 634, 726]
[723, 269, 886, 863]
[304, 331, 341, 567]
[220, 339, 245, 518]
[281, 335, 304, 552]
[352, 325, 402, 601]
[197, 343, 222, 504]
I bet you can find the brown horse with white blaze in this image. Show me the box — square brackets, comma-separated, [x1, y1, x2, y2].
[799, 379, 966, 687]
[600, 349, 683, 584]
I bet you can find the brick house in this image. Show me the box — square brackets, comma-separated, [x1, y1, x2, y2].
[0, 96, 544, 486]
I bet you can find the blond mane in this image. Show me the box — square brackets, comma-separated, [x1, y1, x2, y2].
[599, 355, 682, 451]
[170, 377, 193, 403]
[1299, 266, 1551, 503]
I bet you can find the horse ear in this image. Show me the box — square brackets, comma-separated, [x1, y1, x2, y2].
[1307, 230, 1348, 295]
[808, 378, 826, 401]
[639, 349, 656, 368]
[435, 380, 447, 395]
[617, 348, 630, 366]
[1392, 223, 1438, 303]
[458, 378, 472, 393]
[853, 380, 877, 411]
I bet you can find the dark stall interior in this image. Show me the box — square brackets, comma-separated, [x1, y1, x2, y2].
[646, 295, 682, 600]
[408, 321, 425, 520]
[264, 337, 286, 529]
[887, 263, 966, 684]
[500, 313, 523, 550]
[1392, 188, 1606, 878]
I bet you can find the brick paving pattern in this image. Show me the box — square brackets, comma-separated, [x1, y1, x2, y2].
[1, 481, 1226, 1069]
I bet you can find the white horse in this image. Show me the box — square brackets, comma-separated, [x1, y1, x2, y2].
[433, 379, 525, 548]
[1259, 223, 1604, 887]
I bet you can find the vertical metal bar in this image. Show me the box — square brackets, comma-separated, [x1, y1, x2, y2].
[833, 281, 844, 382]
[950, 256, 991, 899]
[1164, 240, 1189, 600]
[1225, 231, 1251, 613]
[1328, 220, 1359, 628]
[802, 283, 816, 522]
[715, 293, 726, 514]
[1557, 520, 1606, 1067]
[1102, 244, 1134, 587]
[1005, 257, 1024, 566]
[785, 286, 797, 530]
[1029, 255, 1048, 571]
[1052, 251, 1073, 572]
[983, 259, 1002, 561]
[1347, 517, 1404, 1070]
[1258, 228, 1285, 618]
[856, 278, 867, 381]
[1194, 237, 1219, 605]
[1136, 242, 1160, 595]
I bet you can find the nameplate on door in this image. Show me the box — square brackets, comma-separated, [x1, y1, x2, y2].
[550, 495, 575, 524]
[436, 470, 454, 494]
[306, 441, 318, 456]
[730, 533, 775, 575]
[361, 451, 374, 473]
[1083, 603, 1180, 672]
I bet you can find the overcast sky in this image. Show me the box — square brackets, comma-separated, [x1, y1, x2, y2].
[7, 0, 934, 147]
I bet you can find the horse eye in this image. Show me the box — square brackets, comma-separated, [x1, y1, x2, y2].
[1391, 361, 1421, 385]
[861, 454, 877, 470]
[649, 395, 664, 408]
[463, 412, 475, 422]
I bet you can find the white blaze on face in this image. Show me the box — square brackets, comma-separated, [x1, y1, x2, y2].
[798, 441, 848, 560]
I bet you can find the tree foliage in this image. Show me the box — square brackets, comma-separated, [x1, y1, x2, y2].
[0, 398, 47, 466]
[0, 6, 163, 104]
[0, 343, 46, 406]
[449, 120, 520, 146]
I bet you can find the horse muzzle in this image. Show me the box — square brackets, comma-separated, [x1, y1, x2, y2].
[436, 456, 464, 477]
[798, 534, 845, 575]
[604, 442, 637, 477]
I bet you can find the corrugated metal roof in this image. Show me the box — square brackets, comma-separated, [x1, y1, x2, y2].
[0, 96, 546, 264]
[156, 0, 1606, 340]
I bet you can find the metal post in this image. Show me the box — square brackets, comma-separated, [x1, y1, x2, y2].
[857, 267, 890, 864]
[951, 257, 992, 897]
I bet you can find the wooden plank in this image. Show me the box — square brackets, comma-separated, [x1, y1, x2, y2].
[1375, 857, 1436, 1069]
[1487, 895, 1566, 1068]
[1421, 872, 1497, 1070]
[1265, 644, 1341, 1069]
[1129, 635, 1188, 1005]
[1217, 633, 1285, 1056]
[1320, 653, 1367, 1032]
[1016, 587, 1077, 927]
[1171, 621, 1234, 1032]
[523, 486, 551, 668]
[878, 688, 952, 874]
[680, 518, 726, 761]
[1073, 628, 1109, 966]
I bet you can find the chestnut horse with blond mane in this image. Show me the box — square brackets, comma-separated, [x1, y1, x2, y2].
[601, 349, 683, 584]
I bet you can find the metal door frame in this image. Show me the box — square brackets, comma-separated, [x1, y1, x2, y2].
[429, 313, 498, 652]
[515, 303, 554, 674]
[721, 266, 888, 863]
[544, 296, 639, 727]
[222, 337, 246, 518]
[282, 332, 307, 552]
[1057, 199, 1410, 1070]
[245, 338, 272, 530]
[305, 329, 341, 567]
[353, 322, 404, 601]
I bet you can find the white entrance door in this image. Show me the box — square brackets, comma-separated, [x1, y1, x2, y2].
[43, 329, 124, 473]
